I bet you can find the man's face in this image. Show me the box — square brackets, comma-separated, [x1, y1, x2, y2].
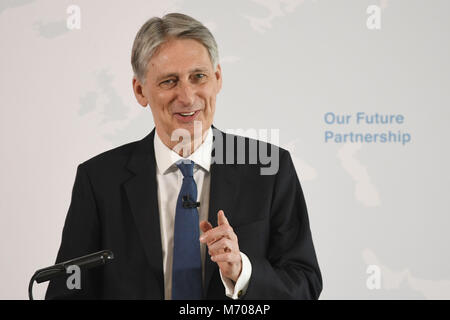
[133, 38, 222, 145]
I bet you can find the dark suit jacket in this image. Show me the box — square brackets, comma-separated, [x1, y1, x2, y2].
[45, 126, 322, 299]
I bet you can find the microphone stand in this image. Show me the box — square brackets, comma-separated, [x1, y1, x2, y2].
[28, 250, 114, 300]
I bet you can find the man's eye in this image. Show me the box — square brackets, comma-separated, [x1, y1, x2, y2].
[195, 74, 206, 80]
[160, 79, 176, 87]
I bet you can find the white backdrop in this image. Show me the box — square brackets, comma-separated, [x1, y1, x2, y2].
[1, 0, 449, 299]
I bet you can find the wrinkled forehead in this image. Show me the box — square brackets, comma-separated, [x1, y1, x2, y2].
[147, 38, 214, 80]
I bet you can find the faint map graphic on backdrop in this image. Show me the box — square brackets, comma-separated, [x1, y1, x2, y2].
[283, 140, 318, 181]
[244, 0, 306, 33]
[244, 0, 390, 33]
[363, 248, 450, 299]
[338, 143, 381, 207]
[33, 19, 68, 39]
[78, 69, 130, 124]
[0, 0, 35, 14]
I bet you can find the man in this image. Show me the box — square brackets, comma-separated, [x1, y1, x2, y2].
[46, 13, 322, 300]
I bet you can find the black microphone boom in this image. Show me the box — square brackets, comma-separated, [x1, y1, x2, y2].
[28, 249, 114, 300]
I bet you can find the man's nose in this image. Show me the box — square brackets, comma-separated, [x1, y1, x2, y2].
[175, 82, 195, 107]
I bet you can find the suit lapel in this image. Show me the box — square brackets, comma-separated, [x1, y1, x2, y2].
[204, 128, 240, 296]
[124, 129, 164, 297]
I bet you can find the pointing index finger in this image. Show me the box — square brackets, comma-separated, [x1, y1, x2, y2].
[217, 210, 229, 226]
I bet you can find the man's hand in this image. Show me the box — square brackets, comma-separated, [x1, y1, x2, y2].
[199, 210, 242, 282]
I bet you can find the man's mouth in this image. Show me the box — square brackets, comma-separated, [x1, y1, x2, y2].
[174, 110, 201, 122]
[179, 111, 195, 116]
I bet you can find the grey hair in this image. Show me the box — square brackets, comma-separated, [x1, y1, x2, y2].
[131, 13, 219, 84]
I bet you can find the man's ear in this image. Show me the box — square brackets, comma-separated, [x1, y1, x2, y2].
[132, 77, 149, 107]
[215, 64, 222, 93]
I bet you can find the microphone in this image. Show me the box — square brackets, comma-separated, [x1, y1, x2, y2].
[28, 249, 114, 300]
[182, 195, 200, 209]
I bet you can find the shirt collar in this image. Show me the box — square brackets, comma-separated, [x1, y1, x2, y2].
[154, 126, 213, 175]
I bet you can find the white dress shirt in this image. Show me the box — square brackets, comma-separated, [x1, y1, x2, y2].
[153, 127, 252, 300]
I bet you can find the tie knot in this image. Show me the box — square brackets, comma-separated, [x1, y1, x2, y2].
[176, 159, 194, 178]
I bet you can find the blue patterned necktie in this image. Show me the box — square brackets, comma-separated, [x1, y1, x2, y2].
[171, 159, 203, 300]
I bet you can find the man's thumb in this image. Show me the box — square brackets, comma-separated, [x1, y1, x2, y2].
[200, 220, 213, 233]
